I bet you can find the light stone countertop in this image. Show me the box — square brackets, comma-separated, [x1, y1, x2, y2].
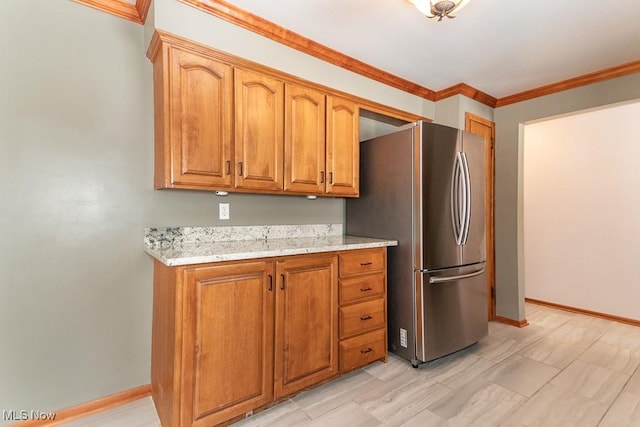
[144, 224, 397, 266]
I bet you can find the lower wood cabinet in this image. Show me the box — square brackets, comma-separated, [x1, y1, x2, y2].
[151, 248, 385, 427]
[275, 254, 338, 398]
[338, 248, 388, 373]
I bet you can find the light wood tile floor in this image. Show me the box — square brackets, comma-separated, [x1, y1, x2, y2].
[64, 303, 640, 426]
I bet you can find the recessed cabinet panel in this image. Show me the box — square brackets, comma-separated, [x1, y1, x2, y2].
[234, 68, 284, 191]
[326, 96, 359, 197]
[284, 84, 326, 194]
[168, 47, 233, 189]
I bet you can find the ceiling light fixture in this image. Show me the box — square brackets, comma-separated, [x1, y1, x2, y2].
[407, 0, 471, 21]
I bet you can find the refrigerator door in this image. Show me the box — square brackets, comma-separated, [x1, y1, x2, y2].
[461, 132, 486, 265]
[418, 123, 463, 270]
[416, 263, 488, 362]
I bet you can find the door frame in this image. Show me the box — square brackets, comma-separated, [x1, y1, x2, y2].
[465, 112, 496, 320]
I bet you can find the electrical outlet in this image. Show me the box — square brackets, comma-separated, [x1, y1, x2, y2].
[400, 328, 408, 348]
[219, 203, 230, 220]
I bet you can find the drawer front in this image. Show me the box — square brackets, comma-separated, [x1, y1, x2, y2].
[339, 329, 386, 372]
[340, 274, 385, 305]
[339, 298, 385, 339]
[339, 248, 385, 277]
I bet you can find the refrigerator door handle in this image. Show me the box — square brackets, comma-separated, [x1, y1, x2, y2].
[461, 152, 471, 245]
[451, 152, 465, 245]
[428, 266, 485, 284]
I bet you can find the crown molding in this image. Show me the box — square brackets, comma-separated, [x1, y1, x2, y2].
[178, 0, 436, 101]
[72, 1, 640, 110]
[496, 59, 640, 107]
[73, 0, 151, 24]
[435, 83, 497, 107]
[136, 0, 152, 23]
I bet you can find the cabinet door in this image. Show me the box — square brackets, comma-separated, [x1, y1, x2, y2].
[234, 68, 284, 191]
[274, 254, 338, 398]
[167, 47, 233, 189]
[284, 83, 326, 194]
[181, 261, 275, 427]
[326, 96, 359, 197]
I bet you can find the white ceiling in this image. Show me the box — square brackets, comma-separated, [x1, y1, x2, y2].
[223, 0, 640, 99]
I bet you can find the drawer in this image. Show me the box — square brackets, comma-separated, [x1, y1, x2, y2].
[339, 248, 385, 277]
[340, 274, 385, 305]
[339, 329, 386, 373]
[339, 298, 385, 339]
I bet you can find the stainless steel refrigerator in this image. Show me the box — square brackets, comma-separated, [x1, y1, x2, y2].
[346, 121, 487, 366]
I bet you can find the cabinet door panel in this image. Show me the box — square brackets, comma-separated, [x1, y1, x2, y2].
[235, 68, 284, 191]
[169, 47, 233, 188]
[275, 254, 338, 398]
[284, 84, 326, 194]
[326, 96, 359, 197]
[182, 261, 274, 427]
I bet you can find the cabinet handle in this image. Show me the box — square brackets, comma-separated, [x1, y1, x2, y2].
[329, 172, 334, 184]
[320, 171, 325, 183]
[280, 273, 285, 290]
[360, 315, 373, 321]
[360, 262, 373, 266]
[238, 162, 243, 176]
[360, 347, 373, 354]
[268, 274, 273, 292]
[360, 287, 372, 292]
[226, 160, 231, 175]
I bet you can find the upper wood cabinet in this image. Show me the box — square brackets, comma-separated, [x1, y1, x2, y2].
[284, 86, 360, 197]
[149, 33, 362, 197]
[154, 45, 233, 190]
[326, 96, 359, 197]
[235, 68, 284, 191]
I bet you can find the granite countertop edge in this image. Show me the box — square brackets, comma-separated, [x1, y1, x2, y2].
[145, 235, 398, 267]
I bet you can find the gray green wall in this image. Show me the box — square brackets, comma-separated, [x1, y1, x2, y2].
[0, 0, 340, 419]
[494, 74, 640, 321]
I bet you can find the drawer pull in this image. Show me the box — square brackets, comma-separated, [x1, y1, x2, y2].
[360, 287, 373, 292]
[268, 274, 273, 292]
[360, 315, 373, 321]
[360, 262, 373, 266]
[360, 347, 373, 354]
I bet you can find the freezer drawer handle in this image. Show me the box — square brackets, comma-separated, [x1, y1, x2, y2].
[428, 267, 485, 284]
[360, 315, 373, 321]
[360, 347, 373, 354]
